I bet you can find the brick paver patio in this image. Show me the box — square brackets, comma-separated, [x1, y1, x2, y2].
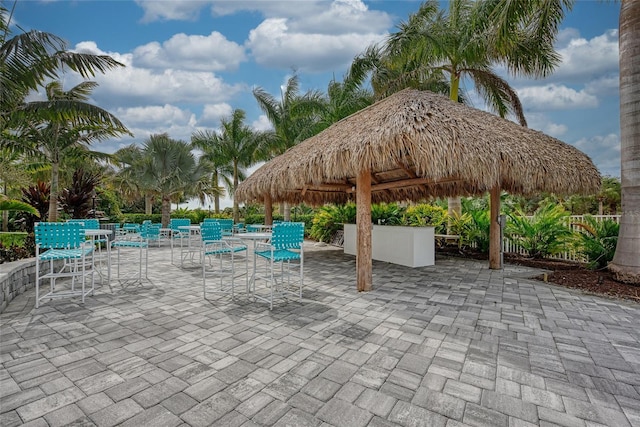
[1, 242, 639, 426]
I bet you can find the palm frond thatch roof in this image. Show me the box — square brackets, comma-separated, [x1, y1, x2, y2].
[237, 89, 600, 205]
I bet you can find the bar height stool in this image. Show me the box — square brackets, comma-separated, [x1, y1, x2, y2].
[35, 222, 95, 308]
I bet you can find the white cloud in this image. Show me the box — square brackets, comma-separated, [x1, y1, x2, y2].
[518, 84, 598, 111]
[135, 0, 206, 22]
[72, 42, 244, 109]
[200, 103, 234, 126]
[247, 18, 386, 72]
[543, 122, 569, 137]
[115, 104, 195, 128]
[584, 75, 619, 97]
[573, 133, 620, 178]
[287, 0, 392, 35]
[251, 115, 273, 131]
[113, 104, 199, 143]
[133, 32, 246, 72]
[550, 29, 618, 83]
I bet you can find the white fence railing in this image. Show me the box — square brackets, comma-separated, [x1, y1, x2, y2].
[503, 215, 620, 262]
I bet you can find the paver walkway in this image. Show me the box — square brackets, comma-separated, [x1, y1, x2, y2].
[1, 242, 640, 427]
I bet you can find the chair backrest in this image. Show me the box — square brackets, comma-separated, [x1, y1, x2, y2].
[201, 221, 222, 242]
[271, 222, 304, 250]
[67, 218, 100, 230]
[142, 219, 152, 226]
[141, 223, 160, 239]
[170, 218, 191, 232]
[246, 224, 261, 233]
[36, 222, 85, 249]
[214, 218, 234, 233]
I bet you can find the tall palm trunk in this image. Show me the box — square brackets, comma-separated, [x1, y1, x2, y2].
[48, 162, 60, 222]
[448, 74, 463, 231]
[233, 161, 240, 223]
[145, 194, 152, 215]
[161, 195, 171, 228]
[609, 0, 640, 284]
[213, 171, 220, 213]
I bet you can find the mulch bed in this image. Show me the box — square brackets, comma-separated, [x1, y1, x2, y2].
[437, 246, 640, 303]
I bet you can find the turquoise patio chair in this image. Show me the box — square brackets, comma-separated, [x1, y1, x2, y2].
[252, 222, 304, 310]
[111, 222, 153, 285]
[201, 221, 248, 300]
[35, 222, 95, 308]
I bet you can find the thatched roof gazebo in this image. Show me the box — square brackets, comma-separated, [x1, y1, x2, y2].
[236, 89, 600, 291]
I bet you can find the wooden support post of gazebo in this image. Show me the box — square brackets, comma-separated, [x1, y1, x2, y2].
[356, 170, 372, 291]
[264, 193, 272, 225]
[489, 185, 501, 270]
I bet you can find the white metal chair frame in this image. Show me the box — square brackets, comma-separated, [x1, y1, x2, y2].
[111, 223, 151, 285]
[252, 222, 304, 310]
[202, 222, 248, 300]
[169, 218, 191, 264]
[35, 222, 95, 308]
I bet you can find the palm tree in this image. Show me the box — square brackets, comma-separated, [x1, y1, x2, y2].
[318, 74, 374, 132]
[111, 144, 156, 214]
[190, 131, 235, 215]
[140, 134, 214, 227]
[609, 0, 640, 283]
[192, 109, 271, 222]
[352, 0, 569, 224]
[19, 81, 130, 221]
[253, 74, 325, 221]
[0, 5, 125, 140]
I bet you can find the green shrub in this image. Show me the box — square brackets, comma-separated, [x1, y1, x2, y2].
[404, 204, 448, 232]
[573, 216, 619, 270]
[0, 232, 28, 247]
[466, 209, 491, 252]
[0, 233, 35, 263]
[310, 204, 356, 242]
[122, 213, 162, 224]
[371, 203, 402, 225]
[506, 203, 573, 258]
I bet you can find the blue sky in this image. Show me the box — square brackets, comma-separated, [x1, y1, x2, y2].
[13, 0, 620, 208]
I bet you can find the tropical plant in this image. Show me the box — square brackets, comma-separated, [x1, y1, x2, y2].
[506, 203, 573, 259]
[0, 194, 38, 216]
[1, 7, 130, 222]
[310, 203, 357, 243]
[253, 73, 325, 221]
[140, 134, 215, 227]
[404, 203, 448, 232]
[0, 147, 32, 231]
[16, 81, 130, 222]
[318, 75, 374, 131]
[0, 5, 124, 129]
[189, 130, 233, 214]
[573, 216, 620, 270]
[58, 168, 99, 219]
[610, 0, 640, 283]
[371, 203, 403, 225]
[351, 0, 570, 225]
[192, 109, 271, 223]
[112, 143, 157, 215]
[465, 209, 491, 253]
[21, 180, 50, 231]
[447, 211, 473, 249]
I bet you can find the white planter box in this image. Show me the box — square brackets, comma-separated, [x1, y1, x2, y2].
[343, 224, 435, 268]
